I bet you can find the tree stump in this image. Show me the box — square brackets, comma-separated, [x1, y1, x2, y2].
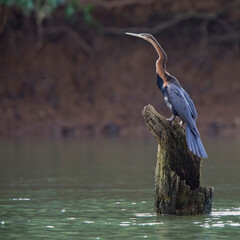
[142, 105, 213, 215]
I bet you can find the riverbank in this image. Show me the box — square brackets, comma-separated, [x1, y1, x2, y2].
[0, 0, 240, 137]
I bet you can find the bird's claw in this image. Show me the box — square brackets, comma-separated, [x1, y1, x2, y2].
[166, 115, 176, 125]
[179, 121, 185, 129]
[167, 119, 173, 125]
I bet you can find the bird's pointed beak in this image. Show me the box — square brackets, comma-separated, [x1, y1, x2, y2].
[125, 32, 143, 39]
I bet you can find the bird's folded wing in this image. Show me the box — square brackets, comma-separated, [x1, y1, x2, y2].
[167, 84, 197, 133]
[182, 89, 198, 119]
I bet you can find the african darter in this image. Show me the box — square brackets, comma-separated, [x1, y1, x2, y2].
[126, 32, 208, 158]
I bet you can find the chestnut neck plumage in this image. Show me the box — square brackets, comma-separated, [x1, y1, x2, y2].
[148, 37, 168, 85]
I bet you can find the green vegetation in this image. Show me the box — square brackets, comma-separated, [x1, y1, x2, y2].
[0, 0, 95, 25]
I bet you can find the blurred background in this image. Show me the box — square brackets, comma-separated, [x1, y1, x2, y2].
[0, 0, 240, 137]
[1, 2, 240, 239]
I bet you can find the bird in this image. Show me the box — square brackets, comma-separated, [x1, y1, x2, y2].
[126, 32, 208, 158]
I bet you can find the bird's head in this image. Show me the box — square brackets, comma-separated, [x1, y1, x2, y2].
[125, 32, 155, 43]
[126, 32, 167, 69]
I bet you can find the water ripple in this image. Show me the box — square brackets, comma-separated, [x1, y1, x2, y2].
[10, 198, 30, 201]
[212, 208, 240, 216]
[135, 213, 156, 217]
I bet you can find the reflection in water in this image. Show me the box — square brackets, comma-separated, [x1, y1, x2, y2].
[0, 137, 240, 239]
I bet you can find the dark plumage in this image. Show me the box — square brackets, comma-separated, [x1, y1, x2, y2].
[126, 32, 208, 158]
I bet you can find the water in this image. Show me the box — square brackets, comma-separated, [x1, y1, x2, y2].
[0, 137, 240, 239]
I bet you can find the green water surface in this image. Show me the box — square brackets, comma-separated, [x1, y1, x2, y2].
[0, 137, 239, 239]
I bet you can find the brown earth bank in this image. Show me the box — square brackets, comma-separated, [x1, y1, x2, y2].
[0, 0, 240, 138]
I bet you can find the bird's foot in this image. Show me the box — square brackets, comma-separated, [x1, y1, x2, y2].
[179, 121, 185, 129]
[166, 115, 176, 125]
[179, 121, 184, 126]
[167, 119, 174, 125]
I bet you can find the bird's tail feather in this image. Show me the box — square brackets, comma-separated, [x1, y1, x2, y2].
[186, 124, 208, 158]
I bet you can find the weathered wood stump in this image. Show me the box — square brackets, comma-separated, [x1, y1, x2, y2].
[142, 105, 213, 215]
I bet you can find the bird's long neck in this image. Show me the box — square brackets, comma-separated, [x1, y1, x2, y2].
[151, 39, 167, 69]
[148, 38, 168, 84]
[156, 61, 168, 84]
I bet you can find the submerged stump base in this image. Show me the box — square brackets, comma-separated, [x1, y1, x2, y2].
[142, 105, 213, 215]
